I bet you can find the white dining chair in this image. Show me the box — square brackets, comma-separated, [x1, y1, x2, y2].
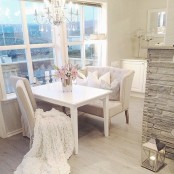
[11, 76, 64, 137]
[16, 80, 35, 148]
[16, 80, 74, 152]
[11, 76, 35, 137]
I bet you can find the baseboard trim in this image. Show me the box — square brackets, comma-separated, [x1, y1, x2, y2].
[131, 91, 145, 98]
[7, 128, 22, 137]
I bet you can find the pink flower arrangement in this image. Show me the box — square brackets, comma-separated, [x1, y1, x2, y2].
[54, 63, 78, 80]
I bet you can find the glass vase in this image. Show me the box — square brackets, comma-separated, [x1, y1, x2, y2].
[61, 77, 72, 92]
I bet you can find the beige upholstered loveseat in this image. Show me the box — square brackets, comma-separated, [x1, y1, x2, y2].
[78, 66, 134, 124]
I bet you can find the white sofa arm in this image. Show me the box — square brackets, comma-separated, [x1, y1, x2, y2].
[120, 70, 134, 110]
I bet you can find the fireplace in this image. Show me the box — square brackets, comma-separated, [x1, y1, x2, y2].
[142, 46, 174, 159]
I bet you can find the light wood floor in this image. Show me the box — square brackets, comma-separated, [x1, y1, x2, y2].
[0, 97, 174, 174]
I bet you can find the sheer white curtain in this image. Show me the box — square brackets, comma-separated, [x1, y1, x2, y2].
[53, 23, 68, 67]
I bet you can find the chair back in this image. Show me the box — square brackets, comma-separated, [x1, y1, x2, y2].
[16, 80, 35, 138]
[10, 76, 37, 111]
[120, 70, 134, 110]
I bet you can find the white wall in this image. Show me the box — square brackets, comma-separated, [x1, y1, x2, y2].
[107, 0, 167, 63]
[137, 0, 167, 57]
[137, 0, 167, 31]
[1, 99, 22, 136]
[107, 0, 139, 65]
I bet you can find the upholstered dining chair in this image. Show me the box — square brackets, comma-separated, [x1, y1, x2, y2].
[11, 76, 37, 109]
[11, 76, 63, 137]
[16, 80, 35, 148]
[16, 80, 74, 151]
[11, 76, 36, 137]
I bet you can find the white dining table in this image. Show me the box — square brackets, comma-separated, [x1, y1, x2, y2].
[32, 82, 111, 154]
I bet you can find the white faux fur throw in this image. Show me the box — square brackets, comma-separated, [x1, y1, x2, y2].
[14, 108, 74, 174]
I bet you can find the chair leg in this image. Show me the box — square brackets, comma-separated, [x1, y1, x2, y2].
[125, 110, 129, 124]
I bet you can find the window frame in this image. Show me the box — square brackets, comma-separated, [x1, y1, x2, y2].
[0, 1, 61, 99]
[66, 2, 107, 68]
[0, 0, 107, 99]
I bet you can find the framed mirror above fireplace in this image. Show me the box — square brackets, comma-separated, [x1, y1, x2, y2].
[147, 9, 167, 37]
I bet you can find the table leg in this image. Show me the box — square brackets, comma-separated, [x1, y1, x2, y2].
[103, 96, 109, 137]
[70, 107, 78, 154]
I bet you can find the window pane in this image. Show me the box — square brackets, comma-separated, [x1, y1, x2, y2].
[68, 45, 81, 58]
[85, 44, 100, 66]
[25, 2, 52, 44]
[0, 49, 26, 63]
[69, 59, 82, 68]
[0, 49, 28, 93]
[31, 47, 54, 60]
[68, 45, 82, 67]
[84, 5, 101, 39]
[33, 60, 54, 84]
[0, 0, 24, 46]
[32, 48, 55, 84]
[66, 3, 81, 42]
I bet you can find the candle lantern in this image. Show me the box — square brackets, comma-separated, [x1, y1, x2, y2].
[141, 138, 166, 172]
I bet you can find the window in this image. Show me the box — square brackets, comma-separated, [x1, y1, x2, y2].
[0, 0, 24, 46]
[0, 49, 28, 93]
[85, 43, 101, 66]
[84, 5, 101, 39]
[0, 0, 107, 96]
[32, 47, 55, 84]
[65, 3, 106, 68]
[0, 0, 56, 94]
[26, 2, 52, 44]
[66, 4, 81, 42]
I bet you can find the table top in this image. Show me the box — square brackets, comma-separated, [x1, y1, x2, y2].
[32, 82, 111, 108]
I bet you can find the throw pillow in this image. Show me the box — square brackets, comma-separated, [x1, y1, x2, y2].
[100, 79, 120, 101]
[76, 69, 87, 86]
[99, 72, 110, 84]
[78, 68, 87, 77]
[77, 70, 86, 79]
[87, 71, 100, 88]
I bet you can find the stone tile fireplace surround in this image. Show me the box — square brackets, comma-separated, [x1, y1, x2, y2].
[142, 46, 174, 159]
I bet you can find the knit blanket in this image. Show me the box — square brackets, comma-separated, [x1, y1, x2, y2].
[14, 108, 74, 174]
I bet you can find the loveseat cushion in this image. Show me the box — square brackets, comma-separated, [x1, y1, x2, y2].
[100, 79, 120, 101]
[78, 100, 122, 118]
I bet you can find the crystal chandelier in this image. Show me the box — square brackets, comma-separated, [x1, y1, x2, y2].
[34, 0, 66, 26]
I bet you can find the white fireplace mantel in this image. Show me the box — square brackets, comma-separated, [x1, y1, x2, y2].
[148, 46, 174, 50]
